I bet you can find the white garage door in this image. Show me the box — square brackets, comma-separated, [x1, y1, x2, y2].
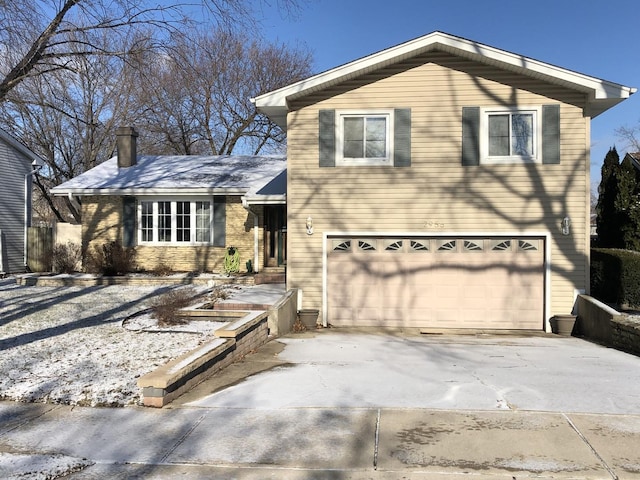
[327, 237, 544, 329]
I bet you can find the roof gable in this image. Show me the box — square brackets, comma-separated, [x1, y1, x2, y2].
[253, 31, 635, 128]
[0, 128, 44, 166]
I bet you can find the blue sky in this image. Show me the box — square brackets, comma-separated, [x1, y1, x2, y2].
[257, 0, 639, 190]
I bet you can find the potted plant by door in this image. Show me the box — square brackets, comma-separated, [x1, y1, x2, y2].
[298, 309, 320, 329]
[550, 314, 577, 336]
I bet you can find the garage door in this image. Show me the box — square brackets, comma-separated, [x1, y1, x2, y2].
[327, 237, 544, 329]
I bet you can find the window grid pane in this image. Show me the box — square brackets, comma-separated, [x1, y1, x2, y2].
[511, 114, 533, 156]
[343, 117, 364, 158]
[488, 114, 509, 156]
[141, 202, 153, 242]
[158, 201, 171, 242]
[176, 201, 191, 242]
[196, 201, 211, 242]
[365, 117, 386, 158]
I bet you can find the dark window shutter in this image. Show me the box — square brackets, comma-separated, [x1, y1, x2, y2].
[213, 196, 226, 247]
[319, 109, 335, 167]
[462, 107, 480, 166]
[394, 108, 411, 167]
[542, 104, 560, 164]
[122, 197, 136, 247]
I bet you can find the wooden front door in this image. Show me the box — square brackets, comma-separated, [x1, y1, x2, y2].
[264, 205, 286, 267]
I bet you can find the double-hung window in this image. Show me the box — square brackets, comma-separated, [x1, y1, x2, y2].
[481, 107, 541, 164]
[138, 198, 212, 244]
[336, 110, 393, 166]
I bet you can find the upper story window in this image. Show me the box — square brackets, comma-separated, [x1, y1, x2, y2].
[480, 107, 541, 164]
[320, 108, 411, 168]
[336, 109, 394, 166]
[139, 198, 212, 245]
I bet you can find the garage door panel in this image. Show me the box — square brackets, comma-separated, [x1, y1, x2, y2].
[328, 237, 544, 330]
[328, 307, 354, 323]
[380, 308, 405, 322]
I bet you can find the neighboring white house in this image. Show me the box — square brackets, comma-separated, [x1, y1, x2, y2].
[0, 128, 45, 273]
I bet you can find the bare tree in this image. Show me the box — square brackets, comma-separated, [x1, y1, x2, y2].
[0, 30, 146, 222]
[0, 0, 302, 103]
[1, 0, 309, 223]
[134, 30, 312, 156]
[616, 123, 640, 153]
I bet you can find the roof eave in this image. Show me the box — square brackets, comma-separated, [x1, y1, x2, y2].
[243, 194, 286, 205]
[253, 31, 636, 124]
[50, 187, 249, 197]
[587, 86, 637, 118]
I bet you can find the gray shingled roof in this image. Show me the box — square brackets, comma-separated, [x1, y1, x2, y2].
[51, 155, 286, 198]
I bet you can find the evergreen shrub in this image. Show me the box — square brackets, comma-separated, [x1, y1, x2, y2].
[591, 248, 640, 308]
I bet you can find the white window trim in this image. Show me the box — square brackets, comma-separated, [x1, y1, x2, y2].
[480, 106, 542, 164]
[137, 196, 213, 246]
[335, 109, 394, 166]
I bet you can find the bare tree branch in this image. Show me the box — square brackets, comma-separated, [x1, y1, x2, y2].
[616, 123, 640, 153]
[0, 0, 303, 102]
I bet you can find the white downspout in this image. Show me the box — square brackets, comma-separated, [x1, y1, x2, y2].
[0, 229, 5, 274]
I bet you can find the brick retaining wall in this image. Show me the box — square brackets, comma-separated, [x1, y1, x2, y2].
[138, 311, 269, 407]
[576, 295, 640, 357]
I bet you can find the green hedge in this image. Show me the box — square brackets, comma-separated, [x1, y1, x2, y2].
[591, 248, 640, 308]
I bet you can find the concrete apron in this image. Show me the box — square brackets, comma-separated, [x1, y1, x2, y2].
[2, 402, 640, 479]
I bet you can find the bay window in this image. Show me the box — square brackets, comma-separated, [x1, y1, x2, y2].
[138, 198, 213, 244]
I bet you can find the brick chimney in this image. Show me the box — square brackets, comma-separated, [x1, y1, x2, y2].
[116, 126, 138, 168]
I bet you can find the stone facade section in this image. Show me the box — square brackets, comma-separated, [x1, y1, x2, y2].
[80, 195, 263, 274]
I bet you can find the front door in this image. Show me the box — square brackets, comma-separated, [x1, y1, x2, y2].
[264, 205, 286, 267]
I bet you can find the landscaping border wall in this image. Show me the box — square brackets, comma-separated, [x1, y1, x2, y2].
[138, 311, 269, 407]
[576, 294, 640, 357]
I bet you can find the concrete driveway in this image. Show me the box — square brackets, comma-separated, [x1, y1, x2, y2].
[181, 330, 640, 415]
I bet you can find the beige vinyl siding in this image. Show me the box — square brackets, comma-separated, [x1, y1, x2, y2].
[287, 52, 589, 322]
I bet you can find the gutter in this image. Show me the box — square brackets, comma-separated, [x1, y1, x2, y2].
[50, 187, 249, 197]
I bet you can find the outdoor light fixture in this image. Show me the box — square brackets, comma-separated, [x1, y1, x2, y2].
[306, 216, 313, 235]
[561, 216, 571, 236]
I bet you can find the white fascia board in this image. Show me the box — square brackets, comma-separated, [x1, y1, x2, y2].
[243, 194, 286, 205]
[253, 31, 635, 118]
[50, 188, 248, 197]
[435, 34, 635, 100]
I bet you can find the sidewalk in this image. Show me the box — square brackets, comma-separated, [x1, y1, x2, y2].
[1, 400, 639, 479]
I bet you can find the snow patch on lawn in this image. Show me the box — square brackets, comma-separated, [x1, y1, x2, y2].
[0, 282, 226, 407]
[0, 452, 93, 479]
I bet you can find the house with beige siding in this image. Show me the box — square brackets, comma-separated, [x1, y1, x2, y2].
[0, 128, 44, 273]
[253, 31, 635, 331]
[51, 127, 287, 276]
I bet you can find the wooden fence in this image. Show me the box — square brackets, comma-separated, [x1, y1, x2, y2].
[27, 226, 53, 272]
